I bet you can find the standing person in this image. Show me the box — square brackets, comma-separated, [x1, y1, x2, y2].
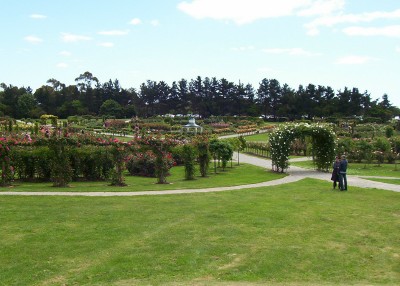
[331, 156, 340, 189]
[339, 154, 348, 191]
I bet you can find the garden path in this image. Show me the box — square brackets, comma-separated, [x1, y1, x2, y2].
[0, 153, 399, 196]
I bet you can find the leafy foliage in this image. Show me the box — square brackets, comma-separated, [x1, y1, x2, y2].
[47, 137, 72, 187]
[0, 140, 14, 186]
[126, 151, 157, 177]
[269, 123, 336, 172]
[1, 73, 399, 121]
[193, 135, 211, 177]
[182, 144, 197, 180]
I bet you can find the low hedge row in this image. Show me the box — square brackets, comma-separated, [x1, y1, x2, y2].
[12, 146, 114, 181]
[11, 145, 178, 182]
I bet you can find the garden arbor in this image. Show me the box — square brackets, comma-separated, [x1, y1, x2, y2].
[269, 123, 336, 173]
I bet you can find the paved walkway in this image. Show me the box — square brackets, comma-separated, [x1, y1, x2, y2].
[235, 153, 400, 193]
[0, 153, 399, 197]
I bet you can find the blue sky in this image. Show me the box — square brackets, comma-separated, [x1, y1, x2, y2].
[1, 0, 400, 107]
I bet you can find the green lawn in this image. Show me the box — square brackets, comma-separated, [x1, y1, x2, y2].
[4, 164, 284, 193]
[291, 160, 400, 178]
[244, 132, 269, 142]
[1, 178, 399, 285]
[365, 178, 400, 185]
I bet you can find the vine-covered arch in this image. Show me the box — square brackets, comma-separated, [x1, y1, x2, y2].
[269, 123, 336, 173]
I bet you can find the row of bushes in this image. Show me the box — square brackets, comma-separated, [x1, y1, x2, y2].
[7, 138, 236, 183]
[337, 136, 400, 164]
[10, 146, 177, 181]
[12, 146, 114, 181]
[242, 136, 400, 164]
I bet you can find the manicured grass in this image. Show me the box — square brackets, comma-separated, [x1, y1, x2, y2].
[365, 178, 400, 185]
[244, 132, 269, 142]
[289, 155, 309, 159]
[291, 160, 400, 177]
[3, 164, 284, 193]
[1, 179, 399, 285]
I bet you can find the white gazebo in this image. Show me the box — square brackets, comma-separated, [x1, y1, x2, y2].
[182, 115, 203, 134]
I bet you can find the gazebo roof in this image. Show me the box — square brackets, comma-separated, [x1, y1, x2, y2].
[184, 116, 200, 128]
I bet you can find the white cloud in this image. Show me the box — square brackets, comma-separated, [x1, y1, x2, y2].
[263, 47, 320, 56]
[335, 55, 378, 65]
[30, 14, 47, 19]
[24, 35, 43, 44]
[178, 0, 311, 25]
[98, 30, 129, 36]
[59, 51, 72, 56]
[98, 42, 114, 48]
[129, 18, 142, 25]
[396, 46, 400, 53]
[61, 33, 92, 43]
[297, 0, 344, 17]
[57, 63, 68, 68]
[305, 9, 400, 35]
[343, 25, 400, 37]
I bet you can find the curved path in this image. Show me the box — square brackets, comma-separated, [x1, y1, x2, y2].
[235, 153, 400, 193]
[0, 153, 399, 196]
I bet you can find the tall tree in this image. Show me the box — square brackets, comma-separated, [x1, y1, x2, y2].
[257, 78, 270, 118]
[189, 76, 203, 116]
[268, 79, 281, 119]
[278, 84, 297, 120]
[17, 93, 38, 118]
[75, 71, 99, 92]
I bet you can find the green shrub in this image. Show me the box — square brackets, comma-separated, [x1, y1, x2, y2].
[12, 145, 113, 182]
[385, 125, 394, 138]
[385, 152, 396, 164]
[337, 137, 355, 156]
[12, 146, 51, 181]
[72, 146, 113, 180]
[170, 145, 185, 165]
[48, 138, 72, 187]
[373, 137, 391, 153]
[390, 136, 400, 154]
[126, 151, 157, 177]
[182, 145, 197, 180]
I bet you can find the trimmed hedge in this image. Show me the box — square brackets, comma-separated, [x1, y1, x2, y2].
[11, 146, 113, 181]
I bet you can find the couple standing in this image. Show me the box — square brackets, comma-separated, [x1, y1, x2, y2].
[331, 155, 348, 191]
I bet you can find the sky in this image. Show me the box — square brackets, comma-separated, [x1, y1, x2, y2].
[1, 0, 400, 108]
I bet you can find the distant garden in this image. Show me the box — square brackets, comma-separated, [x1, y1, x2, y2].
[0, 112, 399, 188]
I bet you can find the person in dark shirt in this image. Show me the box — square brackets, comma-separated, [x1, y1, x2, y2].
[339, 155, 348, 191]
[331, 156, 340, 189]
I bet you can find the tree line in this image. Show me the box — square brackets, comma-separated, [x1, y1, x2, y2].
[1, 71, 398, 121]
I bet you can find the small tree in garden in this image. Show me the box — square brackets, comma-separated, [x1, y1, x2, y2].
[48, 137, 73, 187]
[126, 150, 157, 177]
[209, 138, 220, 174]
[218, 141, 234, 171]
[109, 143, 128, 186]
[385, 125, 394, 138]
[0, 140, 14, 186]
[373, 137, 392, 164]
[140, 135, 178, 184]
[182, 144, 197, 180]
[209, 139, 234, 172]
[337, 137, 355, 159]
[356, 139, 373, 168]
[194, 135, 211, 177]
